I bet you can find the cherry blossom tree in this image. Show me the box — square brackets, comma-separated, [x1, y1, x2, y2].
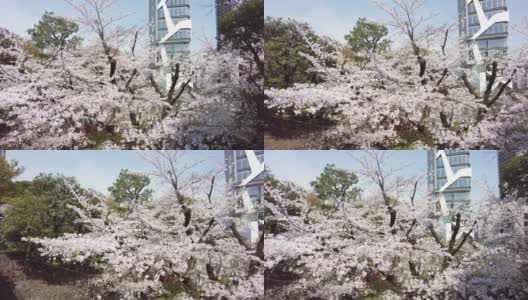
[264, 152, 528, 299]
[0, 0, 261, 149]
[265, 0, 527, 149]
[27, 151, 264, 299]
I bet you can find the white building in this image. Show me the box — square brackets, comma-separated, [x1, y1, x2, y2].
[149, 0, 192, 89]
[458, 0, 510, 92]
[428, 150, 473, 241]
[224, 150, 265, 243]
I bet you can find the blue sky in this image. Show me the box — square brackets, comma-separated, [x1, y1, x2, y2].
[0, 0, 217, 51]
[266, 150, 499, 202]
[265, 0, 528, 48]
[4, 151, 225, 196]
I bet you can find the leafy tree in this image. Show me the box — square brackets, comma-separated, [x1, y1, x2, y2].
[0, 157, 24, 201]
[218, 0, 264, 75]
[310, 164, 360, 209]
[27, 11, 81, 51]
[264, 18, 317, 89]
[344, 18, 391, 66]
[108, 170, 153, 209]
[0, 174, 86, 250]
[502, 153, 528, 198]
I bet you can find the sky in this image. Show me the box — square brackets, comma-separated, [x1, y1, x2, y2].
[266, 150, 499, 203]
[5, 150, 226, 197]
[265, 0, 528, 48]
[0, 0, 218, 51]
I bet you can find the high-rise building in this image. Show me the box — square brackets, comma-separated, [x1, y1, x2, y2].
[149, 0, 192, 88]
[428, 150, 472, 209]
[458, 0, 509, 91]
[216, 0, 237, 40]
[225, 150, 265, 210]
[225, 150, 265, 243]
[149, 0, 192, 60]
[428, 150, 472, 240]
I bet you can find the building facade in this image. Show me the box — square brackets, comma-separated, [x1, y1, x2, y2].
[149, 0, 192, 60]
[225, 150, 265, 210]
[149, 0, 192, 89]
[458, 0, 509, 91]
[428, 150, 473, 240]
[224, 150, 265, 243]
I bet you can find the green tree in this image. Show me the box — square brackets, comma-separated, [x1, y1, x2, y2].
[344, 18, 391, 66]
[108, 170, 153, 210]
[218, 0, 264, 75]
[502, 153, 528, 198]
[310, 164, 360, 209]
[27, 11, 81, 51]
[264, 18, 318, 89]
[0, 174, 86, 250]
[0, 158, 24, 202]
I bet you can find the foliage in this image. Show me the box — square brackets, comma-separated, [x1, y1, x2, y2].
[0, 174, 87, 250]
[344, 18, 391, 65]
[27, 11, 82, 52]
[310, 164, 360, 207]
[0, 157, 24, 201]
[218, 0, 263, 76]
[502, 152, 528, 198]
[108, 169, 153, 207]
[264, 18, 317, 89]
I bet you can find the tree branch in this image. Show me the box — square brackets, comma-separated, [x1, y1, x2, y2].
[256, 231, 264, 260]
[483, 61, 498, 103]
[131, 30, 139, 56]
[441, 29, 449, 56]
[230, 222, 251, 250]
[462, 72, 480, 98]
[448, 213, 461, 253]
[428, 223, 444, 247]
[452, 220, 477, 255]
[207, 175, 216, 204]
[198, 217, 215, 243]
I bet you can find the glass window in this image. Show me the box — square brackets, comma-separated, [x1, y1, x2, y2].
[469, 25, 481, 36]
[488, 38, 506, 48]
[436, 178, 447, 189]
[237, 158, 250, 171]
[468, 2, 476, 13]
[436, 157, 443, 167]
[448, 154, 469, 165]
[436, 168, 446, 178]
[447, 177, 471, 189]
[236, 170, 251, 183]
